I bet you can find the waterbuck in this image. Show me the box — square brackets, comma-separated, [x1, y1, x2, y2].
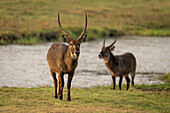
[98, 38, 136, 90]
[47, 14, 87, 101]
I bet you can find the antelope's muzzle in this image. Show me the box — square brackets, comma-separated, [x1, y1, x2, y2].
[98, 53, 102, 59]
[75, 51, 80, 56]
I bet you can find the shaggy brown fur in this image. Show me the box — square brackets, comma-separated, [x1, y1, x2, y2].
[47, 14, 87, 101]
[99, 39, 136, 90]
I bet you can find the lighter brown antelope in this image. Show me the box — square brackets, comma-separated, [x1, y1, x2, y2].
[98, 38, 136, 90]
[47, 14, 87, 101]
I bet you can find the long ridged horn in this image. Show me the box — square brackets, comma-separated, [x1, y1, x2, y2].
[77, 14, 87, 41]
[108, 38, 117, 48]
[103, 38, 106, 47]
[58, 13, 73, 41]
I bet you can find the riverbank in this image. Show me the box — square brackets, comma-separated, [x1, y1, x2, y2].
[0, 37, 170, 88]
[0, 0, 170, 44]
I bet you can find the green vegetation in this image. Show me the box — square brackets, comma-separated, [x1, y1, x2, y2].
[136, 83, 170, 91]
[0, 84, 169, 112]
[160, 73, 170, 83]
[0, 0, 170, 44]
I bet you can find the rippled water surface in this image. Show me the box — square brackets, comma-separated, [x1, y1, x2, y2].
[0, 36, 170, 88]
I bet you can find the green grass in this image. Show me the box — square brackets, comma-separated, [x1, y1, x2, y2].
[160, 73, 170, 83]
[135, 73, 170, 91]
[0, 84, 169, 113]
[0, 0, 170, 44]
[136, 83, 170, 91]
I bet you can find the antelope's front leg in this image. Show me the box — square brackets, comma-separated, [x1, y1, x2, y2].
[58, 72, 64, 100]
[111, 75, 116, 90]
[119, 76, 123, 90]
[67, 72, 74, 101]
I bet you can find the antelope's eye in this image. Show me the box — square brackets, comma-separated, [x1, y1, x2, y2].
[69, 43, 73, 46]
[103, 50, 107, 53]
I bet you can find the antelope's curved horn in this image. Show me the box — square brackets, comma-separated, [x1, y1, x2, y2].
[58, 13, 73, 41]
[77, 14, 87, 41]
[108, 38, 117, 48]
[103, 38, 106, 47]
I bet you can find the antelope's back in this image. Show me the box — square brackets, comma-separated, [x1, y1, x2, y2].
[121, 52, 136, 66]
[47, 42, 68, 71]
[116, 53, 136, 73]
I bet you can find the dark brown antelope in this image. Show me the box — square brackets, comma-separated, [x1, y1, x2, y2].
[98, 38, 136, 90]
[47, 14, 87, 101]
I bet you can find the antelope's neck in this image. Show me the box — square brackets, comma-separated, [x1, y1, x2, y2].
[65, 48, 78, 68]
[109, 53, 118, 66]
[105, 53, 118, 76]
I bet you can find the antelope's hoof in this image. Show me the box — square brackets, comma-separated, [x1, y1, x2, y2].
[59, 96, 63, 100]
[54, 95, 58, 99]
[67, 98, 71, 101]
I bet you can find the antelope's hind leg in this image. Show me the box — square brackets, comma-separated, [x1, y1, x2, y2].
[124, 75, 130, 90]
[50, 69, 58, 99]
[130, 71, 136, 87]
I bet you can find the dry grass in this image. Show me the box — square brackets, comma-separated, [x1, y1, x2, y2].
[0, 0, 170, 44]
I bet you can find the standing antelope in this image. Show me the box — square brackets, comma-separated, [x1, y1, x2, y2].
[98, 38, 136, 90]
[47, 14, 87, 101]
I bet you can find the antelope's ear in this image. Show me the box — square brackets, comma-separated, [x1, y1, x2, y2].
[62, 35, 70, 43]
[79, 35, 87, 43]
[110, 46, 115, 51]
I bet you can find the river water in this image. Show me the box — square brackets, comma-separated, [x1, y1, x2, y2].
[0, 36, 170, 88]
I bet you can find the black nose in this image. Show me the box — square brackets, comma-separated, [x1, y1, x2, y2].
[98, 54, 102, 59]
[75, 51, 80, 56]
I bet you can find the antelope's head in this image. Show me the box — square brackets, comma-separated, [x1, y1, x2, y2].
[98, 38, 117, 62]
[58, 13, 87, 59]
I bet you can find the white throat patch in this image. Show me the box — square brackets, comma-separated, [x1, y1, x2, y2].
[70, 50, 78, 59]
